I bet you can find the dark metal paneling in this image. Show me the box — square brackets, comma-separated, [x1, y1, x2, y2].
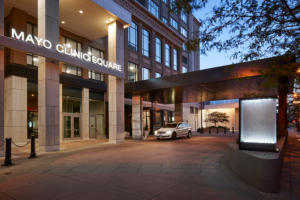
[60, 75, 107, 92]
[5, 64, 38, 79]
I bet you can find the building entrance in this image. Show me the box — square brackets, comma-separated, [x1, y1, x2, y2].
[63, 114, 81, 140]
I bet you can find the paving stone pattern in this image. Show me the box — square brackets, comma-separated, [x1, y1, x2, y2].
[0, 131, 298, 200]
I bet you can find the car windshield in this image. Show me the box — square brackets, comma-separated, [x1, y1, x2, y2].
[162, 123, 178, 128]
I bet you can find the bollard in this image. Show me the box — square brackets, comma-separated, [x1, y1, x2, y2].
[209, 127, 211, 134]
[2, 138, 13, 166]
[217, 127, 218, 134]
[232, 127, 234, 134]
[201, 127, 204, 134]
[224, 127, 226, 134]
[28, 135, 38, 159]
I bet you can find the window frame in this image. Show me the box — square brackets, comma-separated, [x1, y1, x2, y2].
[165, 43, 170, 67]
[181, 10, 187, 23]
[173, 49, 178, 71]
[181, 27, 187, 37]
[155, 37, 162, 63]
[155, 72, 162, 78]
[190, 106, 194, 114]
[163, 17, 168, 25]
[182, 66, 187, 73]
[149, 0, 159, 18]
[170, 18, 178, 30]
[128, 22, 138, 52]
[142, 29, 150, 57]
[128, 62, 139, 82]
[182, 56, 188, 64]
[142, 67, 151, 80]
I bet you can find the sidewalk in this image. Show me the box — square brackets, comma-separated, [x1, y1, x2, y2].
[0, 131, 297, 200]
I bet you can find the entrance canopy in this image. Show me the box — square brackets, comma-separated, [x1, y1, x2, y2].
[125, 58, 294, 104]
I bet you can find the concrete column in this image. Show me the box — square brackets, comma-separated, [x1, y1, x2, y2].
[59, 84, 62, 141]
[150, 31, 156, 79]
[0, 0, 4, 156]
[82, 88, 89, 140]
[175, 103, 182, 122]
[38, 0, 60, 151]
[108, 21, 124, 143]
[132, 94, 143, 140]
[278, 77, 288, 137]
[4, 76, 27, 144]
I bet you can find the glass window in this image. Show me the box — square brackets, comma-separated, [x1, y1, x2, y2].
[163, 17, 168, 25]
[165, 44, 170, 67]
[181, 27, 187, 37]
[195, 107, 199, 114]
[88, 46, 104, 81]
[170, 0, 178, 14]
[182, 66, 187, 73]
[173, 49, 178, 71]
[170, 18, 178, 30]
[62, 85, 82, 113]
[181, 10, 187, 23]
[190, 106, 194, 114]
[155, 72, 162, 78]
[183, 43, 187, 51]
[62, 63, 82, 76]
[149, 0, 159, 18]
[128, 62, 139, 82]
[182, 56, 188, 64]
[142, 29, 150, 57]
[155, 38, 162, 63]
[162, 0, 167, 4]
[142, 67, 150, 80]
[26, 23, 38, 66]
[128, 22, 138, 52]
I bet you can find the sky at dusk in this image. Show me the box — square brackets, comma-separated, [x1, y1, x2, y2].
[193, 1, 242, 70]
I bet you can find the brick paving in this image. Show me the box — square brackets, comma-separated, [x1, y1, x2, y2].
[0, 131, 298, 200]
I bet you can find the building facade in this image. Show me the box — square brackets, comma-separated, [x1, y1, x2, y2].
[0, 0, 200, 151]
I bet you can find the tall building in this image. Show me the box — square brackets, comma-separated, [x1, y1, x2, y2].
[0, 0, 200, 151]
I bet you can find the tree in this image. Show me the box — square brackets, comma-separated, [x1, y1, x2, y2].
[204, 111, 230, 127]
[170, 0, 300, 94]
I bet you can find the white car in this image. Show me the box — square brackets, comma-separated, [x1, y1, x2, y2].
[155, 122, 192, 140]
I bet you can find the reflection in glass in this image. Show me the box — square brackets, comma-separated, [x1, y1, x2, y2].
[128, 62, 138, 82]
[64, 116, 71, 138]
[74, 117, 80, 137]
[128, 22, 138, 51]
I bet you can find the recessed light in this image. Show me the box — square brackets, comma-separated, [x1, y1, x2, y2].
[106, 21, 109, 23]
[110, 18, 113, 21]
[66, 44, 71, 48]
[79, 10, 83, 14]
[62, 21, 65, 24]
[33, 58, 38, 61]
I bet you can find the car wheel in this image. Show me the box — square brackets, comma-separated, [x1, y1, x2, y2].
[187, 131, 191, 138]
[157, 138, 160, 140]
[172, 132, 176, 140]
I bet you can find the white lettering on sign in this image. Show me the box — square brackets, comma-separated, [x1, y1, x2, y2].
[11, 28, 122, 72]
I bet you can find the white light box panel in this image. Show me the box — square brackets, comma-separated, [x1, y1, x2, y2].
[240, 97, 277, 151]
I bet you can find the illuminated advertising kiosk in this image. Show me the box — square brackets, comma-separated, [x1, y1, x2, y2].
[239, 96, 278, 151]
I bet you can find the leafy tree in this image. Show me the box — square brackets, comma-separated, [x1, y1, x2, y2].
[170, 0, 300, 94]
[204, 111, 230, 127]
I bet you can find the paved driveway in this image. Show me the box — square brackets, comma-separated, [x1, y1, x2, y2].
[0, 131, 297, 200]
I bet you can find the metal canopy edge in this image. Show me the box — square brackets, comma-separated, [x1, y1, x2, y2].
[0, 35, 125, 79]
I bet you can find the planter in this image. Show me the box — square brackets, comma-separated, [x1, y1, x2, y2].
[143, 131, 149, 140]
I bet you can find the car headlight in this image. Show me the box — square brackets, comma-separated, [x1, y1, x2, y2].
[155, 131, 158, 134]
[166, 131, 172, 134]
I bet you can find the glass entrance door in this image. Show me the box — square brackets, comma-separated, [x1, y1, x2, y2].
[89, 114, 105, 139]
[63, 114, 81, 140]
[90, 115, 96, 138]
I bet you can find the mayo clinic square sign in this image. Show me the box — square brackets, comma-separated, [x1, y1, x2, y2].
[239, 97, 278, 151]
[11, 28, 122, 72]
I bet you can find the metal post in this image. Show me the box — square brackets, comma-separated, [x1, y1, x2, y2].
[209, 127, 211, 134]
[28, 135, 38, 159]
[201, 127, 203, 134]
[232, 127, 234, 134]
[2, 138, 13, 166]
[217, 127, 218, 134]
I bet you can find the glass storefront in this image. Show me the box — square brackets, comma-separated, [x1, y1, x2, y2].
[143, 110, 150, 131]
[27, 79, 38, 138]
[89, 90, 105, 139]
